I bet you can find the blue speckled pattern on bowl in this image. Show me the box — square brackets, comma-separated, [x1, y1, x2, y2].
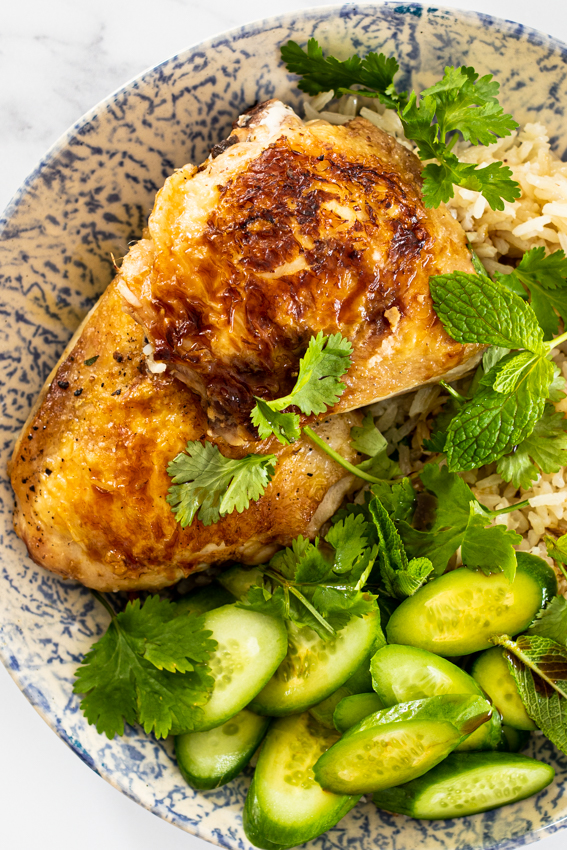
[1, 3, 566, 848]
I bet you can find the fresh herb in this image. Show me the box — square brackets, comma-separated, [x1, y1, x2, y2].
[281, 42, 520, 210]
[350, 414, 401, 478]
[167, 441, 277, 527]
[370, 498, 433, 599]
[496, 404, 567, 489]
[400, 67, 519, 209]
[495, 247, 567, 339]
[74, 594, 216, 739]
[495, 634, 567, 755]
[528, 596, 567, 648]
[84, 355, 99, 366]
[545, 533, 567, 583]
[236, 513, 378, 639]
[429, 270, 567, 473]
[398, 464, 521, 580]
[251, 332, 353, 445]
[280, 38, 405, 109]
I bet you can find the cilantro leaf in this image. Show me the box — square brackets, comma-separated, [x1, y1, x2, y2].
[350, 414, 400, 478]
[250, 332, 353, 443]
[237, 514, 378, 639]
[371, 478, 416, 523]
[74, 596, 216, 739]
[167, 441, 277, 527]
[351, 413, 387, 457]
[280, 39, 405, 109]
[421, 157, 519, 210]
[251, 398, 300, 445]
[495, 634, 567, 755]
[399, 69, 520, 209]
[429, 271, 544, 352]
[399, 464, 520, 580]
[528, 596, 567, 648]
[419, 66, 518, 146]
[497, 404, 567, 489]
[495, 248, 567, 339]
[369, 497, 433, 599]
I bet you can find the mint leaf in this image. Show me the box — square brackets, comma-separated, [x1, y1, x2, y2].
[445, 381, 546, 472]
[482, 346, 511, 373]
[167, 441, 277, 527]
[369, 497, 433, 599]
[429, 272, 544, 352]
[496, 634, 567, 754]
[497, 404, 567, 489]
[528, 596, 567, 648]
[487, 350, 543, 394]
[280, 39, 405, 108]
[546, 534, 567, 583]
[74, 596, 216, 739]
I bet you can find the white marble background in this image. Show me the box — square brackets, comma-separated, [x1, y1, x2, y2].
[1, 1, 567, 848]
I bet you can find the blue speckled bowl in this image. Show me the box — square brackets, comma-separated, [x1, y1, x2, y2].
[1, 3, 566, 849]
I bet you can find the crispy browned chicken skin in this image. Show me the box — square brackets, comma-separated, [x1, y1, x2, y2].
[120, 100, 481, 444]
[9, 275, 362, 592]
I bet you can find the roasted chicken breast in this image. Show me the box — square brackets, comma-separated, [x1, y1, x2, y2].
[119, 100, 481, 444]
[9, 272, 362, 592]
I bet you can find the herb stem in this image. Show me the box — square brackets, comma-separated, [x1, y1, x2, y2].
[303, 425, 383, 484]
[546, 329, 567, 351]
[263, 567, 336, 635]
[91, 589, 116, 618]
[488, 499, 531, 516]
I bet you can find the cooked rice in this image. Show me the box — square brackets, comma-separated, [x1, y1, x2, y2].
[305, 93, 567, 597]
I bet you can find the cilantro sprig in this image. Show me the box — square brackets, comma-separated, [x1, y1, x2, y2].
[281, 41, 520, 210]
[429, 268, 567, 475]
[74, 594, 217, 739]
[495, 247, 567, 339]
[236, 513, 378, 639]
[251, 332, 353, 445]
[167, 442, 277, 527]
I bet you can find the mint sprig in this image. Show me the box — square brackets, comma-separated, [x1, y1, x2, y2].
[430, 270, 567, 473]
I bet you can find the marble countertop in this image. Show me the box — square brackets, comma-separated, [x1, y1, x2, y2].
[1, 1, 567, 849]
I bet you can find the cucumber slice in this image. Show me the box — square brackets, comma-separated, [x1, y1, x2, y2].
[333, 693, 384, 733]
[471, 646, 537, 731]
[217, 564, 264, 599]
[250, 611, 382, 716]
[175, 709, 270, 790]
[386, 556, 557, 656]
[309, 649, 375, 727]
[309, 686, 351, 729]
[502, 726, 531, 753]
[243, 713, 359, 848]
[371, 644, 502, 751]
[373, 752, 554, 818]
[175, 583, 235, 617]
[313, 694, 492, 795]
[173, 605, 287, 734]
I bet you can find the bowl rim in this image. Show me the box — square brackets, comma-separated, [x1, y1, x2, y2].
[1, 3, 567, 850]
